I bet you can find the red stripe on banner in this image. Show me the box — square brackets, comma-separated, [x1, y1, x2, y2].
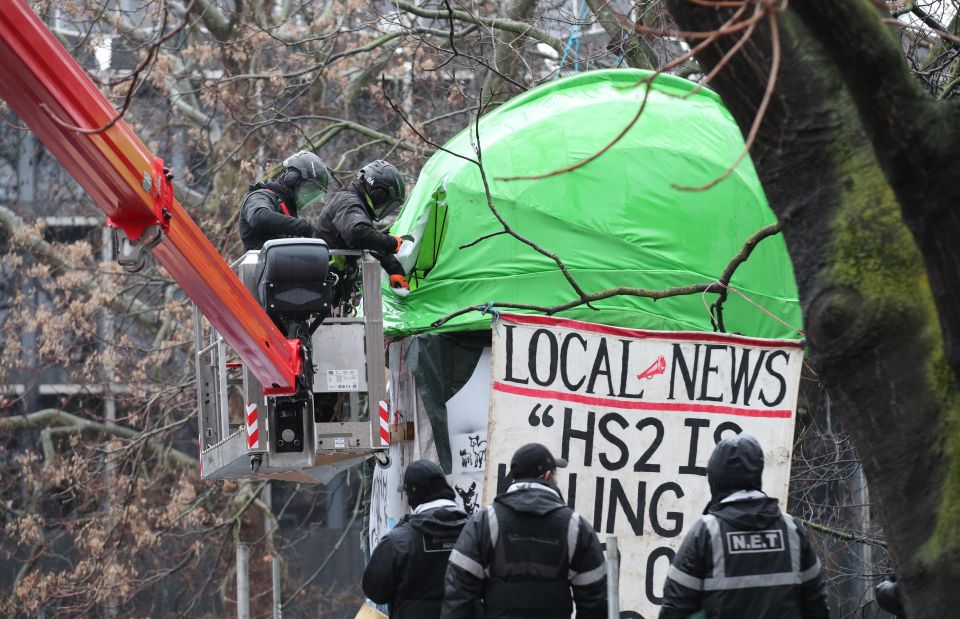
[247, 428, 259, 449]
[498, 313, 804, 349]
[492, 381, 792, 419]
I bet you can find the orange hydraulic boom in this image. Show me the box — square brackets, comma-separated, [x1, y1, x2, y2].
[0, 1, 301, 394]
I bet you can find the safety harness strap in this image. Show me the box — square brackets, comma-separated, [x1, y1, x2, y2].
[265, 188, 292, 216]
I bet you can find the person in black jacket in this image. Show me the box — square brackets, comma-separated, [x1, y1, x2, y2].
[238, 150, 329, 251]
[363, 460, 470, 619]
[443, 443, 608, 619]
[315, 159, 410, 291]
[658, 434, 830, 619]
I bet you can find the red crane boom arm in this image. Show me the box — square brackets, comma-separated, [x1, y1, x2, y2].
[0, 1, 300, 393]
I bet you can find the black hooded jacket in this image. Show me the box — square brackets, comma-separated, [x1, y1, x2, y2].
[658, 436, 830, 619]
[362, 500, 469, 619]
[315, 183, 403, 276]
[443, 481, 607, 619]
[238, 181, 318, 251]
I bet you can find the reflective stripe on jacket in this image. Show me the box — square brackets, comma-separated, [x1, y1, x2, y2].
[659, 494, 829, 619]
[444, 482, 607, 619]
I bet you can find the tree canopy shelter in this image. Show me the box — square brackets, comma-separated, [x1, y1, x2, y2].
[384, 69, 801, 339]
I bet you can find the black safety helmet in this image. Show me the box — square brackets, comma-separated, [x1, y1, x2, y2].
[279, 150, 329, 210]
[357, 160, 405, 220]
[706, 433, 764, 506]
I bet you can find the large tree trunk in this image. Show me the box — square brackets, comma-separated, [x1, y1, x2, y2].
[666, 2, 960, 615]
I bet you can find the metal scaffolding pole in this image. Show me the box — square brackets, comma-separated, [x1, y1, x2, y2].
[237, 542, 250, 619]
[606, 536, 620, 618]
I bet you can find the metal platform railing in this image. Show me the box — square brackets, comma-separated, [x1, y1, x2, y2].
[193, 250, 388, 483]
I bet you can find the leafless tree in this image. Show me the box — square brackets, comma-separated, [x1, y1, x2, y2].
[7, 0, 955, 616]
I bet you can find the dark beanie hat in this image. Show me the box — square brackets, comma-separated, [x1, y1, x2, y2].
[402, 460, 455, 508]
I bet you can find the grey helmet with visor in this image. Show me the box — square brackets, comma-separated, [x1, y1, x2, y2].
[357, 160, 405, 220]
[280, 150, 329, 211]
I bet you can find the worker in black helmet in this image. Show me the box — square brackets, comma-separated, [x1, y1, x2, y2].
[362, 460, 472, 618]
[658, 434, 829, 619]
[238, 150, 330, 251]
[316, 159, 411, 292]
[443, 443, 608, 619]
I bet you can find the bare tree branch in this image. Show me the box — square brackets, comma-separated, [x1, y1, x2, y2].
[0, 205, 161, 328]
[0, 409, 195, 468]
[431, 221, 783, 328]
[394, 0, 564, 55]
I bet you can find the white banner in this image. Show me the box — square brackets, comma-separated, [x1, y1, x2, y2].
[369, 341, 492, 552]
[483, 314, 804, 619]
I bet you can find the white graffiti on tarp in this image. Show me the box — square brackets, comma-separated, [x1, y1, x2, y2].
[455, 481, 480, 515]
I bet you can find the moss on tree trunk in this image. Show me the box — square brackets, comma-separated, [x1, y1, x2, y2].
[667, 2, 960, 614]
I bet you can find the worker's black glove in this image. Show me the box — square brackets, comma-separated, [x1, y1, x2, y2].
[293, 219, 317, 238]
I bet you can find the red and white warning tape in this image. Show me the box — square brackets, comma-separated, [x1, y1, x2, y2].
[379, 400, 390, 446]
[245, 402, 260, 449]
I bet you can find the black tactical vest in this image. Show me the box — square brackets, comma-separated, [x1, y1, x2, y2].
[483, 504, 576, 612]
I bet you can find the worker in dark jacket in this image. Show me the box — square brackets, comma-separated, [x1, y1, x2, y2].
[316, 159, 410, 291]
[658, 434, 830, 619]
[238, 150, 329, 251]
[443, 443, 608, 619]
[363, 460, 470, 619]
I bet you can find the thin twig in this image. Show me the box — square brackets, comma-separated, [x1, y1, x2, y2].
[282, 469, 364, 605]
[495, 83, 654, 181]
[443, 0, 458, 57]
[475, 92, 597, 307]
[460, 230, 508, 249]
[381, 77, 478, 166]
[40, 3, 196, 135]
[798, 518, 888, 549]
[383, 84, 597, 308]
[709, 221, 781, 330]
[673, 5, 783, 192]
[685, 2, 762, 99]
[496, 2, 753, 182]
[431, 222, 783, 328]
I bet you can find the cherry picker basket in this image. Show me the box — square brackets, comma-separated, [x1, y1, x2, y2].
[193, 244, 388, 483]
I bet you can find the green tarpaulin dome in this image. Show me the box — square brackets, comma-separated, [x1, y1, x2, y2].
[384, 69, 801, 339]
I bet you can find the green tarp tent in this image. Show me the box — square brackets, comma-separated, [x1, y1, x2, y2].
[384, 69, 801, 339]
